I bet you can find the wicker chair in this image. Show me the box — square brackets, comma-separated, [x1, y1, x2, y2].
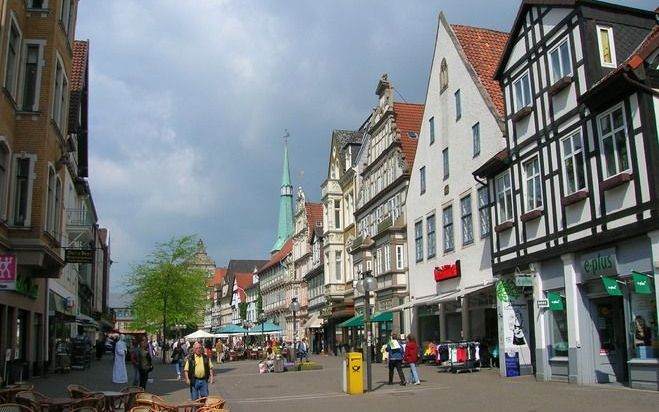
[0, 403, 33, 412]
[195, 397, 225, 409]
[129, 407, 151, 412]
[15, 390, 50, 411]
[70, 407, 97, 412]
[196, 408, 229, 412]
[135, 393, 165, 409]
[75, 393, 104, 412]
[119, 386, 144, 411]
[66, 385, 94, 399]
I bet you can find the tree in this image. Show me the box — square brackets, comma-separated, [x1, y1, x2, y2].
[126, 235, 208, 342]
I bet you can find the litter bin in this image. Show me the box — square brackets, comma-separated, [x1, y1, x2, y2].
[345, 352, 363, 395]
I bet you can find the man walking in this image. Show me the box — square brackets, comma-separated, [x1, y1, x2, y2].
[214, 339, 224, 364]
[184, 342, 215, 400]
[386, 332, 406, 386]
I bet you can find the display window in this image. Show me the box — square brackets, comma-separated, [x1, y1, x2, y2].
[629, 292, 657, 359]
[548, 290, 568, 357]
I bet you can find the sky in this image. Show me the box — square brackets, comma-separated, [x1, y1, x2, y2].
[76, 0, 656, 291]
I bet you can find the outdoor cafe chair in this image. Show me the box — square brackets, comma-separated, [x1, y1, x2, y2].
[0, 385, 34, 403]
[0, 403, 33, 412]
[196, 408, 229, 412]
[119, 386, 144, 410]
[129, 407, 151, 412]
[194, 397, 225, 409]
[15, 390, 49, 411]
[66, 385, 94, 399]
[74, 393, 104, 412]
[135, 393, 166, 409]
[70, 407, 97, 412]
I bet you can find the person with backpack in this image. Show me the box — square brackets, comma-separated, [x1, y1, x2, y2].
[386, 332, 406, 386]
[296, 337, 309, 362]
[183, 341, 215, 400]
[172, 339, 186, 381]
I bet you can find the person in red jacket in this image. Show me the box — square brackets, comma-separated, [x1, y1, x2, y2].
[403, 334, 421, 385]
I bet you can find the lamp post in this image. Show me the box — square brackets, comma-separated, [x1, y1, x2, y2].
[259, 310, 266, 346]
[289, 297, 300, 353]
[356, 270, 376, 392]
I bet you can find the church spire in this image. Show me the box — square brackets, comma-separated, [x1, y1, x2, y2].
[271, 131, 294, 253]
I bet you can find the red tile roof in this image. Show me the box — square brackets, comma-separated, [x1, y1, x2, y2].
[305, 203, 323, 236]
[208, 267, 227, 287]
[451, 25, 509, 118]
[234, 272, 255, 302]
[393, 103, 424, 170]
[258, 238, 293, 273]
[71, 40, 88, 92]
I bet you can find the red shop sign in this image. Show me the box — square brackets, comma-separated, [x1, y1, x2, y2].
[434, 260, 461, 282]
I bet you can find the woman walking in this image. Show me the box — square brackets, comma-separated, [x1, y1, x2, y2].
[404, 334, 421, 385]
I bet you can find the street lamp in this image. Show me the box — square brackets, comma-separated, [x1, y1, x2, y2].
[259, 310, 267, 345]
[356, 270, 376, 392]
[289, 297, 300, 346]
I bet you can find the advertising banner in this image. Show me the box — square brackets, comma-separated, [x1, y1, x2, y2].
[496, 278, 532, 376]
[0, 255, 17, 290]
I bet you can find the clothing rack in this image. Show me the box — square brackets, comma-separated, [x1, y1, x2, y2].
[435, 341, 481, 374]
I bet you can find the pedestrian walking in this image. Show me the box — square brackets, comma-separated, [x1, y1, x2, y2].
[112, 335, 128, 384]
[137, 336, 154, 390]
[296, 337, 309, 362]
[184, 341, 215, 401]
[386, 332, 406, 386]
[215, 339, 224, 364]
[172, 340, 185, 381]
[404, 334, 421, 385]
[130, 337, 140, 386]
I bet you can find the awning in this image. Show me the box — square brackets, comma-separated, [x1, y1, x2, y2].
[76, 313, 99, 329]
[338, 314, 364, 328]
[371, 312, 393, 322]
[304, 313, 324, 329]
[386, 283, 495, 312]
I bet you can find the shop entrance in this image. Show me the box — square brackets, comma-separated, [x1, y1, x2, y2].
[591, 296, 627, 383]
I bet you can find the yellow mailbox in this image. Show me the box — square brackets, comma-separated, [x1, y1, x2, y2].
[346, 352, 364, 395]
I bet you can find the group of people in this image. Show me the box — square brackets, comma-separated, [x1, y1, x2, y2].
[111, 334, 154, 389]
[385, 333, 422, 386]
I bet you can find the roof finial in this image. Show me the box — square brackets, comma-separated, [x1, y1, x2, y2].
[283, 129, 290, 145]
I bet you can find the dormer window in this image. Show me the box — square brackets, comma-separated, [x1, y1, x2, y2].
[513, 71, 532, 113]
[597, 26, 616, 68]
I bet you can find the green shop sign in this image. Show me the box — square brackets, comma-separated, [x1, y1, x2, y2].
[546, 291, 564, 311]
[496, 279, 522, 302]
[15, 276, 39, 299]
[632, 271, 653, 294]
[582, 253, 617, 278]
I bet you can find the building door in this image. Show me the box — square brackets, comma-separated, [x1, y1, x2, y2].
[591, 296, 627, 383]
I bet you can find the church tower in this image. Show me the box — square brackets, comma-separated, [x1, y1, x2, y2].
[271, 135, 294, 253]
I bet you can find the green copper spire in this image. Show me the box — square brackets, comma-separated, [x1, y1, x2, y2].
[271, 132, 294, 253]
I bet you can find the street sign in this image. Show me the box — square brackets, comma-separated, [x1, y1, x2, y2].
[65, 249, 95, 264]
[515, 274, 533, 287]
[536, 299, 549, 308]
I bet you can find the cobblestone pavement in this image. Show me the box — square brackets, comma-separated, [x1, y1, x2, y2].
[27, 353, 659, 412]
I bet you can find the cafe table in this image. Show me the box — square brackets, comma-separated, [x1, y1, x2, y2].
[95, 391, 128, 412]
[41, 397, 80, 412]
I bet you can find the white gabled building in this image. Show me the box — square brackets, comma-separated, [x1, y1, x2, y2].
[406, 12, 508, 345]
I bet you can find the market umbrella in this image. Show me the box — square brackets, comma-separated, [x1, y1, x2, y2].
[247, 322, 282, 335]
[215, 324, 248, 335]
[185, 329, 216, 340]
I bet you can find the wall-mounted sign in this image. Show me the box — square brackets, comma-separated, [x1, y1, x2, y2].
[536, 299, 549, 308]
[0, 255, 17, 290]
[515, 274, 533, 287]
[434, 260, 461, 282]
[65, 249, 95, 264]
[580, 249, 617, 281]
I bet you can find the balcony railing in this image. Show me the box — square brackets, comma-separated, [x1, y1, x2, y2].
[66, 209, 94, 226]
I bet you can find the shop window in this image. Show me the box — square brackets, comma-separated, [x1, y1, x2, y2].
[549, 303, 568, 357]
[631, 292, 657, 359]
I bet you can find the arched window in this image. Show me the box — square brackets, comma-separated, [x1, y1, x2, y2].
[440, 58, 448, 93]
[0, 142, 9, 218]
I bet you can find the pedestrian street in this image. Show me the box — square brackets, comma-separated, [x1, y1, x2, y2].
[20, 353, 659, 412]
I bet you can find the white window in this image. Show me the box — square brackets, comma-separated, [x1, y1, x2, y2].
[427, 214, 436, 258]
[478, 187, 490, 237]
[513, 71, 532, 112]
[46, 166, 56, 234]
[495, 171, 513, 223]
[472, 123, 480, 157]
[419, 166, 426, 194]
[60, 0, 75, 40]
[442, 148, 449, 180]
[12, 154, 36, 227]
[461, 195, 473, 245]
[414, 220, 423, 262]
[20, 42, 44, 111]
[52, 55, 69, 132]
[523, 156, 542, 211]
[443, 206, 454, 252]
[28, 1, 48, 9]
[383, 245, 391, 272]
[374, 248, 382, 275]
[598, 105, 629, 178]
[4, 16, 22, 99]
[550, 39, 572, 82]
[335, 251, 342, 281]
[396, 245, 404, 270]
[561, 131, 586, 194]
[334, 199, 341, 229]
[596, 26, 616, 68]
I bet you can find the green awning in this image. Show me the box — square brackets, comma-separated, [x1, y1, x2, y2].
[546, 291, 564, 311]
[601, 276, 622, 296]
[338, 315, 364, 328]
[632, 271, 653, 294]
[371, 312, 393, 322]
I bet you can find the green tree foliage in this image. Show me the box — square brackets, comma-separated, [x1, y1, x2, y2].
[126, 235, 207, 337]
[238, 301, 248, 321]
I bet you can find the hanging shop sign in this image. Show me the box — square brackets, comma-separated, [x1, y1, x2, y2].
[601, 276, 623, 296]
[546, 291, 565, 311]
[515, 274, 533, 287]
[536, 299, 549, 309]
[434, 260, 461, 282]
[632, 271, 653, 294]
[65, 248, 95, 264]
[0, 255, 17, 290]
[581, 249, 617, 280]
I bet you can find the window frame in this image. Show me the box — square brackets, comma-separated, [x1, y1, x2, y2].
[19, 40, 45, 112]
[396, 245, 404, 270]
[443, 205, 454, 253]
[11, 153, 36, 227]
[477, 187, 490, 238]
[27, 1, 49, 9]
[549, 38, 573, 83]
[0, 141, 10, 221]
[454, 89, 461, 120]
[419, 166, 426, 194]
[513, 71, 532, 113]
[429, 117, 435, 145]
[472, 122, 480, 157]
[597, 103, 630, 179]
[442, 148, 449, 181]
[51, 53, 69, 132]
[523, 155, 543, 212]
[439, 58, 448, 93]
[414, 220, 423, 262]
[333, 199, 341, 229]
[427, 214, 436, 259]
[4, 14, 23, 100]
[596, 25, 616, 68]
[495, 171, 513, 224]
[560, 130, 587, 194]
[461, 195, 473, 246]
